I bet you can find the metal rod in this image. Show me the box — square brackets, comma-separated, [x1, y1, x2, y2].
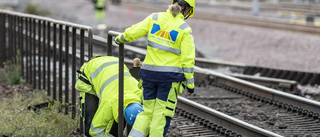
[118, 43, 124, 137]
[32, 18, 36, 88]
[29, 18, 33, 84]
[107, 35, 112, 56]
[47, 22, 51, 97]
[43, 20, 47, 90]
[88, 29, 93, 59]
[8, 15, 11, 64]
[26, 18, 29, 82]
[0, 13, 6, 68]
[19, 16, 23, 77]
[79, 29, 85, 134]
[72, 27, 77, 119]
[59, 24, 63, 104]
[65, 25, 69, 114]
[12, 15, 16, 64]
[80, 29, 84, 65]
[8, 16, 12, 63]
[53, 23, 57, 101]
[38, 20, 42, 89]
[107, 30, 125, 137]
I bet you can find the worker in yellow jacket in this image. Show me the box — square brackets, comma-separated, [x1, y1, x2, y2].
[75, 55, 143, 137]
[93, 0, 107, 21]
[114, 0, 196, 136]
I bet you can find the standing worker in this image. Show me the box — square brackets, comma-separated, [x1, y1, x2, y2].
[93, 0, 107, 21]
[115, 0, 196, 136]
[75, 55, 144, 137]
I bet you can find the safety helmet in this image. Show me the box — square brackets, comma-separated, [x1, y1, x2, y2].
[172, 0, 195, 18]
[124, 103, 144, 126]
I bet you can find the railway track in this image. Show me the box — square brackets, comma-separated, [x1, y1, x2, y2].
[98, 32, 319, 136]
[168, 67, 320, 136]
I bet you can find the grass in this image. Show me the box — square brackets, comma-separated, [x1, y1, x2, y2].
[0, 62, 78, 136]
[0, 90, 79, 137]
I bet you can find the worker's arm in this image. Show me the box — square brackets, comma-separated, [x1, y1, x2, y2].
[180, 29, 195, 94]
[115, 14, 153, 44]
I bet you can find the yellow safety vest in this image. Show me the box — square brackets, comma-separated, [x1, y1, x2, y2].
[116, 9, 195, 90]
[75, 56, 142, 137]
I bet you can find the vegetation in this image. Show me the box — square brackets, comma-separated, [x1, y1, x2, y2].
[0, 90, 78, 136]
[0, 61, 25, 85]
[24, 2, 50, 16]
[0, 62, 78, 136]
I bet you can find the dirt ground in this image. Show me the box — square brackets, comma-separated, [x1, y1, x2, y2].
[0, 80, 34, 99]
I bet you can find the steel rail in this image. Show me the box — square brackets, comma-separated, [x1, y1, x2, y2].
[195, 66, 320, 115]
[177, 97, 283, 137]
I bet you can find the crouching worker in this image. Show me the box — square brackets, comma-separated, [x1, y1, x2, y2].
[75, 55, 144, 137]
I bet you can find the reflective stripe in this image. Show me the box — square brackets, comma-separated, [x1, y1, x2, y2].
[141, 64, 183, 73]
[98, 73, 132, 99]
[148, 40, 181, 54]
[129, 129, 145, 137]
[90, 124, 105, 137]
[91, 61, 118, 83]
[183, 67, 194, 73]
[116, 38, 121, 43]
[152, 13, 158, 20]
[187, 77, 194, 84]
[121, 34, 129, 43]
[179, 23, 189, 30]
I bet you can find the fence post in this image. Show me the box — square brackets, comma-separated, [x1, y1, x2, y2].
[108, 30, 125, 137]
[118, 43, 124, 137]
[0, 13, 6, 68]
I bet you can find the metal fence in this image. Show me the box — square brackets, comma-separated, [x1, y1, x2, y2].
[0, 9, 93, 122]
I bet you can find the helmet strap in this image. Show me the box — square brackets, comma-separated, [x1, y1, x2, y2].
[184, 8, 192, 20]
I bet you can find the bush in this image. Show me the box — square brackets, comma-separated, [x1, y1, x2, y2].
[0, 61, 25, 85]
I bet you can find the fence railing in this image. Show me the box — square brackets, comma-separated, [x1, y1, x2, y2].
[0, 9, 93, 128]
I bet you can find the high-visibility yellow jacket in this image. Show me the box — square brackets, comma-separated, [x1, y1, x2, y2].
[116, 9, 195, 92]
[75, 56, 142, 136]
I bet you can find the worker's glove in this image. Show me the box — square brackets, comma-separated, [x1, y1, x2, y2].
[187, 87, 194, 94]
[114, 35, 123, 45]
[182, 83, 194, 94]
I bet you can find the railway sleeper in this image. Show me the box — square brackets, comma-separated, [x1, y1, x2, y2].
[175, 108, 241, 137]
